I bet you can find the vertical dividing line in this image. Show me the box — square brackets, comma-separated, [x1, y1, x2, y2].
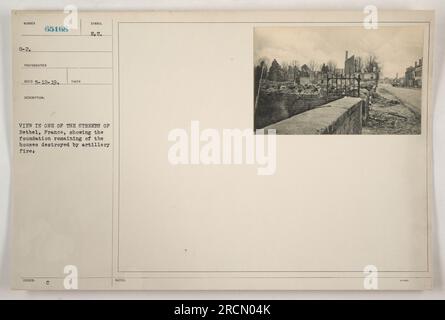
[426, 21, 430, 272]
[117, 21, 120, 275]
[111, 18, 114, 287]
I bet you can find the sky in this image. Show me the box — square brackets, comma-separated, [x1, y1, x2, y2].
[254, 26, 425, 78]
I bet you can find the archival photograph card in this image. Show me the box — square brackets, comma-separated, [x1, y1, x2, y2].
[11, 10, 434, 290]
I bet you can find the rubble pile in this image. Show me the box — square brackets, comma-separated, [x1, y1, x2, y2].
[260, 80, 323, 97]
[363, 92, 420, 134]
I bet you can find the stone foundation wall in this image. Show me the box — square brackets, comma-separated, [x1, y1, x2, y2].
[264, 97, 364, 135]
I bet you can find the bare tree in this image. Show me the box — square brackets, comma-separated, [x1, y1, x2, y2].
[364, 55, 380, 73]
[256, 57, 270, 67]
[291, 60, 300, 69]
[308, 60, 319, 73]
[327, 60, 337, 73]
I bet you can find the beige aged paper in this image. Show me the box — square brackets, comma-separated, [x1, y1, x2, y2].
[11, 10, 434, 290]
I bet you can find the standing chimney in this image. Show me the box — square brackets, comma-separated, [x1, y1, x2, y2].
[345, 50, 349, 60]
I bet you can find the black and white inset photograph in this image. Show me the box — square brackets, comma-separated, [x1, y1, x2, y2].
[254, 26, 425, 134]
